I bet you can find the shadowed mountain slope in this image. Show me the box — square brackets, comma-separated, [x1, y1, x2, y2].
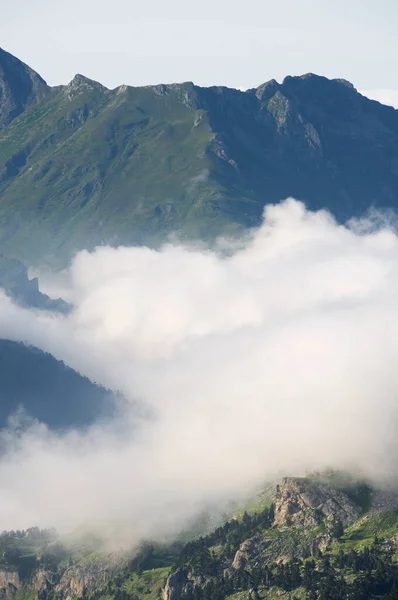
[0, 339, 117, 430]
[0, 48, 50, 129]
[0, 255, 69, 311]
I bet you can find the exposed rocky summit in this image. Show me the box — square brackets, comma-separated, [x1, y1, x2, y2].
[273, 477, 360, 527]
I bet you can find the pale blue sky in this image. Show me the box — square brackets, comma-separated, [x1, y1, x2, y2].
[2, 0, 398, 103]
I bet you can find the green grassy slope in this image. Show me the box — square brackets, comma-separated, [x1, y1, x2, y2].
[2, 52, 398, 265]
[0, 78, 228, 265]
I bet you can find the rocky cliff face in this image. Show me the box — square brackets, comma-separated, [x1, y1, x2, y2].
[0, 557, 123, 600]
[0, 568, 52, 600]
[162, 570, 191, 600]
[56, 561, 116, 600]
[0, 569, 20, 599]
[231, 535, 271, 570]
[273, 477, 360, 527]
[56, 550, 130, 600]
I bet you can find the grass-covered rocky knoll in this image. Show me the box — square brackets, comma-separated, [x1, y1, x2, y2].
[3, 475, 398, 600]
[2, 49, 398, 265]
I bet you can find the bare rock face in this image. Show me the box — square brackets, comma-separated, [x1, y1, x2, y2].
[273, 478, 360, 528]
[163, 570, 192, 600]
[232, 535, 271, 571]
[56, 566, 93, 600]
[65, 74, 106, 97]
[56, 556, 123, 600]
[308, 534, 332, 555]
[0, 568, 53, 600]
[0, 570, 20, 600]
[232, 539, 253, 571]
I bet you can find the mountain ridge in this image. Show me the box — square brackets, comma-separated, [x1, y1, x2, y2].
[2, 50, 398, 266]
[0, 338, 117, 430]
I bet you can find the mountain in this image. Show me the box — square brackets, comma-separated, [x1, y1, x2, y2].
[2, 474, 398, 600]
[0, 339, 117, 429]
[0, 48, 49, 129]
[1, 51, 398, 266]
[0, 255, 70, 311]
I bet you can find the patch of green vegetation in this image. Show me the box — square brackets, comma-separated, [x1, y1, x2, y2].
[234, 487, 276, 519]
[224, 593, 248, 600]
[338, 510, 398, 550]
[258, 586, 307, 600]
[0, 81, 236, 266]
[122, 567, 170, 600]
[15, 592, 37, 600]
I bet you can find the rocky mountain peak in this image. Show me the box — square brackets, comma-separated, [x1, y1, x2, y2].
[281, 72, 356, 91]
[254, 78, 280, 102]
[273, 477, 360, 528]
[64, 74, 107, 99]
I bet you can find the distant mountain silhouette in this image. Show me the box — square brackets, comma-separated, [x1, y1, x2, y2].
[0, 339, 117, 430]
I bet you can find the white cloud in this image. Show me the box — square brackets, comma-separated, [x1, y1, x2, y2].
[2, 198, 398, 541]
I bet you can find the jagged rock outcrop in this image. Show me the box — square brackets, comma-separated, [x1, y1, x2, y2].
[163, 567, 212, 600]
[308, 534, 332, 555]
[56, 566, 98, 600]
[163, 570, 191, 600]
[232, 535, 271, 570]
[31, 568, 54, 593]
[0, 569, 20, 599]
[274, 477, 360, 528]
[56, 555, 125, 600]
[0, 568, 52, 600]
[64, 74, 107, 101]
